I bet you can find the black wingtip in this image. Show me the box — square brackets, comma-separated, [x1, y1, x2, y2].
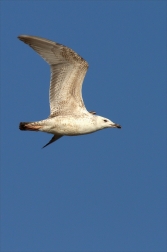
[42, 142, 50, 149]
[41, 135, 63, 149]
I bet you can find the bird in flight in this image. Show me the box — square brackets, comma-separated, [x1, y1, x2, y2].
[18, 35, 121, 148]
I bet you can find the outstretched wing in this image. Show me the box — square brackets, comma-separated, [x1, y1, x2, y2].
[18, 35, 89, 116]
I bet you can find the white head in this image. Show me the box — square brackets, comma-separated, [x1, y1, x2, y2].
[95, 115, 121, 131]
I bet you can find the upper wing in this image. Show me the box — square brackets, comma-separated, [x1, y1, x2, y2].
[18, 35, 89, 116]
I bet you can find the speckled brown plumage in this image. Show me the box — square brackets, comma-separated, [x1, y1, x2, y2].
[18, 35, 88, 117]
[18, 35, 121, 148]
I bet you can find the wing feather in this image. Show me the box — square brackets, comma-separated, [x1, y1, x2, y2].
[18, 35, 89, 116]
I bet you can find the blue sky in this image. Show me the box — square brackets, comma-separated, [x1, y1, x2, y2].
[1, 1, 166, 251]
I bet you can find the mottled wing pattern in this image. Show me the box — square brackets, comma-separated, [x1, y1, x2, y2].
[18, 35, 89, 116]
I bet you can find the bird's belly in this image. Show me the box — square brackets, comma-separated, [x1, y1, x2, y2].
[41, 117, 96, 136]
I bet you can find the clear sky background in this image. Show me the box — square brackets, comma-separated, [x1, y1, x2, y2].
[1, 1, 166, 252]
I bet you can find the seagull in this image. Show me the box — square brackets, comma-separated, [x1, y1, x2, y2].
[18, 35, 121, 148]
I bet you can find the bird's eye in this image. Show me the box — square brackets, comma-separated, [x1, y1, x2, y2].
[104, 119, 108, 122]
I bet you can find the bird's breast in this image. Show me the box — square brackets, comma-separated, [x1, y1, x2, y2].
[42, 116, 97, 135]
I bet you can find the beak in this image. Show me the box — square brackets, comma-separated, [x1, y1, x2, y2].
[111, 123, 122, 129]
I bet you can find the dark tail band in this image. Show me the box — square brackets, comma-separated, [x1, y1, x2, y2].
[19, 122, 30, 130]
[19, 122, 41, 131]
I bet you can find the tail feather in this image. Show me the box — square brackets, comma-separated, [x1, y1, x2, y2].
[19, 122, 42, 131]
[19, 122, 29, 130]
